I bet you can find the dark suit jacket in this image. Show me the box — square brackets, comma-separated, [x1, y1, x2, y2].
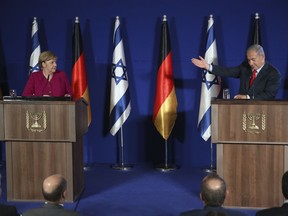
[212, 61, 281, 99]
[256, 202, 288, 216]
[180, 205, 247, 216]
[0, 204, 19, 216]
[22, 203, 82, 216]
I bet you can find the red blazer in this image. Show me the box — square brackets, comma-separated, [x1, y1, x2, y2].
[22, 70, 73, 97]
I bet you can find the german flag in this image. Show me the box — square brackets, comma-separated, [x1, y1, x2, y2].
[72, 17, 91, 126]
[152, 15, 177, 140]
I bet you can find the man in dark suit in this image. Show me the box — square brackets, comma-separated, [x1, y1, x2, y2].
[0, 173, 19, 216]
[256, 170, 288, 216]
[180, 173, 247, 216]
[191, 44, 281, 100]
[22, 174, 82, 216]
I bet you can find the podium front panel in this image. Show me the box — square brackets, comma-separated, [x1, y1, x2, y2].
[212, 100, 288, 208]
[2, 99, 86, 202]
[0, 102, 3, 140]
[217, 143, 285, 207]
[212, 100, 288, 144]
[6, 141, 76, 201]
[3, 101, 76, 142]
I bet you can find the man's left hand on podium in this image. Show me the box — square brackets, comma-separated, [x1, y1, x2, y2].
[234, 94, 248, 99]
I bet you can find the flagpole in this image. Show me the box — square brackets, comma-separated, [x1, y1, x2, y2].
[72, 17, 92, 171]
[111, 127, 133, 171]
[156, 138, 179, 172]
[110, 16, 132, 171]
[120, 126, 124, 166]
[197, 14, 220, 173]
[203, 140, 216, 173]
[153, 15, 178, 172]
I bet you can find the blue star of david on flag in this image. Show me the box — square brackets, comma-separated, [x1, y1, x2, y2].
[30, 65, 40, 73]
[112, 59, 128, 85]
[202, 70, 220, 90]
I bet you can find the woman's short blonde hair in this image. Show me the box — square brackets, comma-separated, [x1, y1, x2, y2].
[38, 51, 57, 69]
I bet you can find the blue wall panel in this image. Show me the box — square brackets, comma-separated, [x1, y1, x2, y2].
[1, 0, 288, 167]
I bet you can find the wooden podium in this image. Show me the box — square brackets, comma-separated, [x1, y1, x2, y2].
[211, 99, 288, 208]
[0, 97, 88, 202]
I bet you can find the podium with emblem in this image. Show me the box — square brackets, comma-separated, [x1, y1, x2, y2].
[211, 99, 288, 208]
[0, 97, 88, 202]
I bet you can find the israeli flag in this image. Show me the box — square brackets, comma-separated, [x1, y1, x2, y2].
[198, 15, 221, 141]
[109, 16, 131, 136]
[29, 17, 41, 74]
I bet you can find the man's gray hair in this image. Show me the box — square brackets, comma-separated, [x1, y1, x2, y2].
[247, 44, 265, 56]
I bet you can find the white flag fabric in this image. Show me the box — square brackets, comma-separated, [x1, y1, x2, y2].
[198, 15, 221, 141]
[109, 16, 131, 136]
[29, 17, 41, 74]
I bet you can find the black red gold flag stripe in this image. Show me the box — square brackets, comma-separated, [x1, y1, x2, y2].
[152, 15, 177, 140]
[72, 17, 92, 125]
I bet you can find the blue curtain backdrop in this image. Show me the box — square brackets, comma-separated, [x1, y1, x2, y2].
[0, 0, 287, 167]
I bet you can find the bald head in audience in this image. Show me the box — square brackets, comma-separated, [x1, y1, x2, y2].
[200, 173, 227, 206]
[42, 174, 67, 203]
[180, 173, 247, 216]
[23, 174, 82, 216]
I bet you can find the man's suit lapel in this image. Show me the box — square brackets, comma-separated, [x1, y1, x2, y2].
[248, 62, 267, 92]
[253, 62, 267, 86]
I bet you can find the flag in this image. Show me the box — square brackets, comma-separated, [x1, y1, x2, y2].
[72, 17, 92, 126]
[198, 15, 221, 141]
[251, 13, 261, 45]
[29, 17, 41, 74]
[109, 16, 131, 136]
[152, 15, 177, 140]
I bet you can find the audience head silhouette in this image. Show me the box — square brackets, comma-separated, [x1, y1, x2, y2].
[42, 174, 67, 203]
[180, 173, 246, 216]
[205, 211, 227, 216]
[0, 173, 2, 197]
[282, 170, 288, 200]
[0, 173, 19, 216]
[22, 174, 82, 216]
[200, 173, 227, 206]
